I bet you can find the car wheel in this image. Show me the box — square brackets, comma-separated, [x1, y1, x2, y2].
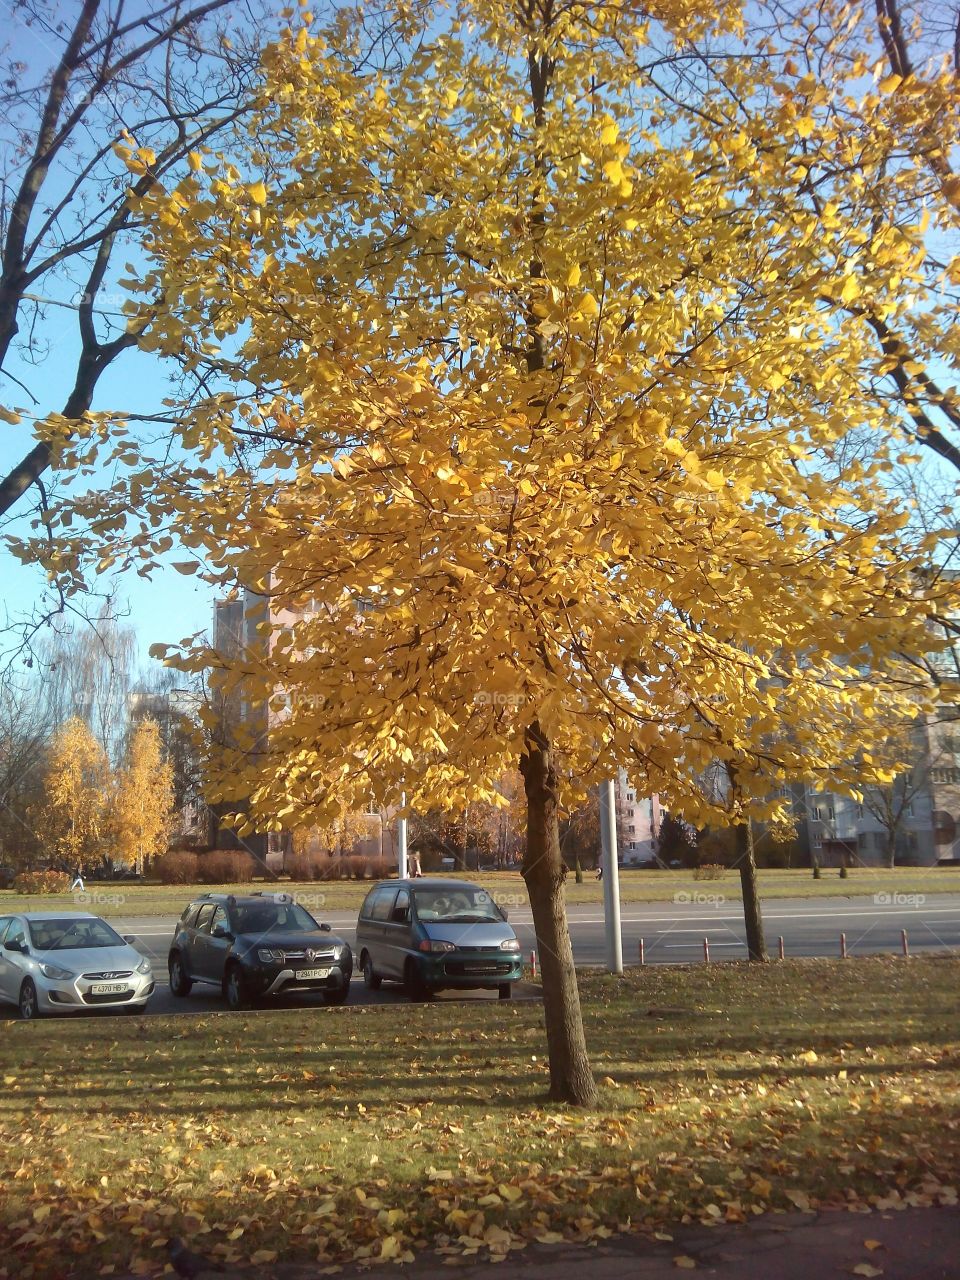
[323, 984, 350, 1006]
[498, 983, 512, 1001]
[362, 953, 381, 990]
[405, 960, 433, 1002]
[168, 953, 193, 997]
[18, 978, 39, 1021]
[224, 964, 250, 1011]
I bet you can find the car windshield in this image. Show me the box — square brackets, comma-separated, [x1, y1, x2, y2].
[412, 887, 504, 923]
[231, 902, 319, 935]
[29, 918, 126, 951]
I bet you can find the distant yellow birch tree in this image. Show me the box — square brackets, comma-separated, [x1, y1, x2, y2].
[42, 716, 108, 873]
[112, 717, 175, 875]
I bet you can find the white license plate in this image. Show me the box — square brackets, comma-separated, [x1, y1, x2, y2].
[90, 983, 128, 995]
[295, 967, 331, 981]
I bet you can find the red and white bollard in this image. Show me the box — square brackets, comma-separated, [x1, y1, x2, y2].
[703, 937, 710, 963]
[901, 929, 909, 957]
[840, 932, 848, 959]
[639, 938, 645, 965]
[529, 950, 537, 978]
[778, 936, 785, 960]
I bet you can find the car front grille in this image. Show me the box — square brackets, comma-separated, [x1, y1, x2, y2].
[280, 948, 337, 962]
[83, 971, 133, 980]
[443, 960, 514, 977]
[82, 990, 135, 1005]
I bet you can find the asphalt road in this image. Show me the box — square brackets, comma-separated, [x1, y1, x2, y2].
[3, 893, 957, 1019]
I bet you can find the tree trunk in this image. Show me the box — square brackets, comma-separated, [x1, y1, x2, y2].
[736, 821, 767, 962]
[520, 721, 597, 1106]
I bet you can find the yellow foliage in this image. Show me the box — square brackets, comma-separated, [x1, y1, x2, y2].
[29, 0, 960, 836]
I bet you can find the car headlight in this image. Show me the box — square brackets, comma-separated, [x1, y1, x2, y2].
[39, 962, 75, 981]
[136, 957, 152, 975]
[500, 939, 521, 952]
[258, 948, 284, 964]
[418, 939, 455, 953]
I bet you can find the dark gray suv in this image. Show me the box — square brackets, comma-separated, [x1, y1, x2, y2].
[168, 892, 353, 1010]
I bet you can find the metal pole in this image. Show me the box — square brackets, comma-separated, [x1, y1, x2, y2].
[778, 936, 785, 960]
[901, 929, 909, 957]
[599, 778, 623, 974]
[398, 791, 408, 879]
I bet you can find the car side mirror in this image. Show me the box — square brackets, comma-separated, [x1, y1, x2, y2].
[212, 924, 232, 940]
[5, 940, 23, 953]
[501, 907, 508, 920]
[320, 922, 331, 932]
[123, 935, 136, 944]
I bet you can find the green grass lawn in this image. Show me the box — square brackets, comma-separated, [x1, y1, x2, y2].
[2, 865, 959, 919]
[1, 956, 957, 1279]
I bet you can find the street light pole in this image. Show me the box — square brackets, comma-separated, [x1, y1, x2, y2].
[397, 790, 408, 879]
[599, 777, 623, 974]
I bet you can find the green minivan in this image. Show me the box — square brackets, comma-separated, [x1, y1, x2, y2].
[356, 877, 522, 1000]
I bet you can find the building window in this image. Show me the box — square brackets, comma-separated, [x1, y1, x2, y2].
[813, 806, 835, 822]
[627, 792, 634, 802]
[930, 767, 960, 785]
[812, 833, 823, 848]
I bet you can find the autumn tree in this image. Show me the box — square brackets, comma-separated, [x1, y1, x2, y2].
[27, 0, 960, 1103]
[110, 716, 175, 874]
[0, 679, 53, 869]
[41, 716, 108, 872]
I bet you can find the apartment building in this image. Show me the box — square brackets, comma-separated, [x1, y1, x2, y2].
[614, 770, 663, 865]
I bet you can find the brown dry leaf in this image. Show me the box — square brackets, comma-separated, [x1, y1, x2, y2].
[864, 1240, 884, 1251]
[851, 1266, 883, 1278]
[674, 1256, 697, 1269]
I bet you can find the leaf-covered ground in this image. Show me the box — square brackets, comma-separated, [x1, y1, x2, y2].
[3, 865, 959, 919]
[1, 956, 957, 1278]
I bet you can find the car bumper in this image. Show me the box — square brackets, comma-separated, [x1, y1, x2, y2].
[420, 953, 523, 989]
[39, 974, 156, 1012]
[251, 963, 353, 998]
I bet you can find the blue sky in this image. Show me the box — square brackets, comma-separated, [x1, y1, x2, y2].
[0, 2, 219, 669]
[0, 334, 215, 669]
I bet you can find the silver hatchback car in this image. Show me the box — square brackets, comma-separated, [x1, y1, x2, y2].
[0, 912, 155, 1019]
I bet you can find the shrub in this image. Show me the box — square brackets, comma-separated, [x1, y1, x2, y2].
[287, 852, 318, 881]
[153, 852, 200, 884]
[693, 863, 724, 881]
[12, 870, 71, 894]
[198, 851, 256, 884]
[369, 857, 394, 880]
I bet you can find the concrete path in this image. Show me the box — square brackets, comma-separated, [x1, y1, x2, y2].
[177, 1207, 959, 1280]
